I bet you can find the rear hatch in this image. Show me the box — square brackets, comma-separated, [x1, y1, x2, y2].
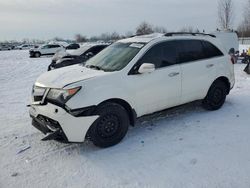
[211, 31, 239, 53]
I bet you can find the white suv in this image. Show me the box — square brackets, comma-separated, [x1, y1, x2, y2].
[29, 44, 64, 58]
[29, 33, 235, 147]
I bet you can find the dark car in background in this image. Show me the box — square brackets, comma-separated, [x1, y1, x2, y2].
[66, 43, 80, 50]
[0, 44, 12, 51]
[48, 43, 109, 71]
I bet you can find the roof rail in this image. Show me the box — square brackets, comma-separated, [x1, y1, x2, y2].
[164, 32, 216, 38]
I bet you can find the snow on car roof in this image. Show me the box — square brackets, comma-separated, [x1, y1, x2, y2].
[119, 33, 165, 43]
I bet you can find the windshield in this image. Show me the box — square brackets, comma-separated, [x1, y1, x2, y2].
[70, 46, 92, 56]
[85, 42, 144, 72]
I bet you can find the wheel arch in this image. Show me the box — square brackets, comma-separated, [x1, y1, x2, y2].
[98, 98, 137, 126]
[213, 76, 231, 94]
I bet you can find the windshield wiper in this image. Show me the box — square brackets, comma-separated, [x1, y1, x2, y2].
[85, 65, 102, 70]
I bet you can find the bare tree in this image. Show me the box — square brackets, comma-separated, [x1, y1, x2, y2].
[237, 0, 250, 37]
[75, 34, 87, 43]
[136, 22, 154, 35]
[179, 26, 196, 33]
[153, 26, 167, 33]
[218, 0, 234, 30]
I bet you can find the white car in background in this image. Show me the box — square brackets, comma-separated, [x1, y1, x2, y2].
[16, 44, 36, 50]
[29, 44, 64, 58]
[29, 32, 235, 148]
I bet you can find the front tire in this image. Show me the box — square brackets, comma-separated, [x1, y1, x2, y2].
[89, 102, 129, 148]
[202, 80, 227, 110]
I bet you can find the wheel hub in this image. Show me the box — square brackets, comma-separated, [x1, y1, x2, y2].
[97, 114, 120, 138]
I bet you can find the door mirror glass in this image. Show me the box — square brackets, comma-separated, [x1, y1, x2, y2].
[138, 63, 155, 74]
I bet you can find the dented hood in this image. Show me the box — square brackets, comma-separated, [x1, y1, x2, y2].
[35, 65, 109, 88]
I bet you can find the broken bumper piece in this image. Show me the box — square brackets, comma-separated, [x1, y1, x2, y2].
[31, 115, 68, 142]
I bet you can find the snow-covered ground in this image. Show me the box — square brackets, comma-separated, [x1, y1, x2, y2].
[0, 50, 250, 188]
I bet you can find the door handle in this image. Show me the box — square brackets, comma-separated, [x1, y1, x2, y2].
[168, 72, 180, 77]
[206, 64, 214, 68]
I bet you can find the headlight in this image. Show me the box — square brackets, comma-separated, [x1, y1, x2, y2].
[46, 87, 81, 104]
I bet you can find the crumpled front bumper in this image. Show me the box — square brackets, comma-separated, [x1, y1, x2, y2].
[29, 103, 98, 142]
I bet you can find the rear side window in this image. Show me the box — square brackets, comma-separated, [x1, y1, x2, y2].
[49, 45, 60, 48]
[177, 40, 205, 63]
[202, 41, 224, 58]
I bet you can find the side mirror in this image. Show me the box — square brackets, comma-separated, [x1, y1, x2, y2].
[86, 52, 94, 58]
[138, 63, 155, 74]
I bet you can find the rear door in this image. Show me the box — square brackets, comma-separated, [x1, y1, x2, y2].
[40, 45, 50, 55]
[177, 39, 217, 103]
[49, 45, 61, 54]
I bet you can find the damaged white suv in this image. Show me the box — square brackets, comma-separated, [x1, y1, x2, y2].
[29, 33, 235, 147]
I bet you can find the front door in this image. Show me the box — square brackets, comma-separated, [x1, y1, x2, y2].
[127, 41, 181, 117]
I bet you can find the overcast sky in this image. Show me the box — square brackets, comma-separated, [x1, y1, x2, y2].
[0, 0, 246, 41]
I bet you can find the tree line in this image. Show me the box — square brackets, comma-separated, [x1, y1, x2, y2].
[217, 0, 250, 37]
[75, 0, 250, 43]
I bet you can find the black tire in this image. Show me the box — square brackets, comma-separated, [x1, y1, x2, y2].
[34, 52, 41, 58]
[202, 80, 227, 110]
[89, 102, 129, 148]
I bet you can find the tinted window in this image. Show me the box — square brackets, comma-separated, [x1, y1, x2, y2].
[49, 45, 60, 48]
[138, 41, 178, 69]
[177, 40, 205, 63]
[66, 44, 80, 49]
[202, 41, 224, 58]
[87, 45, 106, 55]
[162, 42, 178, 66]
[138, 44, 162, 68]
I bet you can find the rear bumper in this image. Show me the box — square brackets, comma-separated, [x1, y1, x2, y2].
[29, 103, 98, 142]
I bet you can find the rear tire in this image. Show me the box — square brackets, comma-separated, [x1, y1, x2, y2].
[34, 52, 41, 58]
[202, 80, 227, 110]
[89, 102, 129, 148]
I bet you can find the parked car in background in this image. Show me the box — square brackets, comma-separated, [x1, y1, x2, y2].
[16, 44, 37, 50]
[66, 43, 80, 50]
[29, 44, 64, 58]
[0, 44, 12, 51]
[29, 33, 235, 148]
[48, 44, 109, 70]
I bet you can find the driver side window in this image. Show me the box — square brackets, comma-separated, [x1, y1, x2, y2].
[137, 41, 178, 69]
[138, 44, 162, 68]
[42, 45, 49, 49]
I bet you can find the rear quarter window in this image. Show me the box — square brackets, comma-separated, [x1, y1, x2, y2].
[202, 41, 224, 58]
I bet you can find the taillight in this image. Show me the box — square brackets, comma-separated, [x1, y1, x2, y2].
[230, 56, 235, 64]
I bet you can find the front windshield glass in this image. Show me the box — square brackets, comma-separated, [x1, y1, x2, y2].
[70, 46, 92, 56]
[85, 42, 144, 72]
